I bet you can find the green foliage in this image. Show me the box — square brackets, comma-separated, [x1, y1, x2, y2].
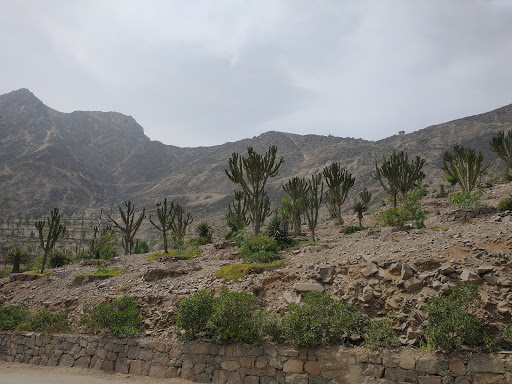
[497, 197, 512, 212]
[0, 305, 30, 330]
[283, 177, 307, 234]
[364, 317, 399, 350]
[92, 230, 118, 260]
[226, 146, 284, 235]
[17, 310, 69, 333]
[259, 310, 287, 344]
[490, 130, 512, 170]
[266, 216, 293, 247]
[5, 246, 31, 273]
[286, 291, 363, 347]
[134, 239, 149, 254]
[226, 190, 249, 234]
[447, 190, 483, 209]
[209, 288, 262, 344]
[499, 324, 512, 349]
[501, 168, 512, 182]
[214, 260, 286, 280]
[174, 289, 214, 340]
[344, 226, 365, 234]
[372, 150, 425, 207]
[424, 284, 493, 352]
[86, 296, 143, 338]
[196, 221, 212, 242]
[49, 250, 73, 268]
[322, 163, 355, 225]
[108, 201, 146, 255]
[240, 235, 281, 263]
[443, 145, 490, 192]
[378, 187, 427, 228]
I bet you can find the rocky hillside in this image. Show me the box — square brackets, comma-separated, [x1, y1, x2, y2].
[1, 182, 511, 346]
[1, 88, 511, 228]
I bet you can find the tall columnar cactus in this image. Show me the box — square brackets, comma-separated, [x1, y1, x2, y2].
[443, 145, 490, 192]
[322, 163, 355, 226]
[225, 146, 284, 235]
[35, 208, 66, 274]
[283, 177, 307, 234]
[304, 173, 324, 241]
[490, 130, 512, 170]
[149, 198, 173, 253]
[226, 190, 249, 233]
[372, 150, 425, 207]
[169, 202, 193, 248]
[108, 201, 145, 255]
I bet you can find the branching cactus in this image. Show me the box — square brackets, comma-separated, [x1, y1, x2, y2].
[283, 177, 307, 235]
[35, 208, 66, 274]
[108, 201, 145, 255]
[322, 163, 355, 226]
[304, 173, 324, 241]
[443, 145, 489, 192]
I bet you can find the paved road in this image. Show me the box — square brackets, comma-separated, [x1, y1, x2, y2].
[0, 362, 195, 384]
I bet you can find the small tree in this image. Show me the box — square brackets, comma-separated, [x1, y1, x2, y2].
[304, 173, 323, 241]
[372, 150, 425, 207]
[226, 190, 249, 234]
[353, 189, 372, 228]
[196, 221, 212, 242]
[490, 130, 512, 170]
[149, 198, 173, 253]
[35, 208, 66, 274]
[108, 201, 145, 255]
[283, 177, 307, 234]
[6, 247, 31, 273]
[322, 163, 355, 225]
[225, 146, 284, 235]
[443, 145, 490, 192]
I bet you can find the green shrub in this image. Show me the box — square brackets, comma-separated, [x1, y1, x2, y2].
[501, 168, 512, 182]
[344, 226, 365, 234]
[174, 289, 214, 340]
[378, 187, 427, 228]
[259, 310, 287, 344]
[17, 310, 69, 333]
[196, 221, 212, 243]
[50, 251, 73, 268]
[286, 291, 363, 347]
[213, 260, 286, 280]
[500, 324, 512, 349]
[87, 296, 143, 338]
[134, 239, 149, 254]
[497, 197, 512, 212]
[93, 231, 118, 260]
[266, 216, 293, 247]
[424, 284, 493, 352]
[240, 235, 280, 263]
[188, 237, 211, 248]
[209, 288, 262, 344]
[364, 317, 399, 350]
[447, 190, 483, 209]
[0, 305, 30, 330]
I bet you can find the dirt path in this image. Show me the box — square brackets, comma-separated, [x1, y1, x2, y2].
[0, 361, 195, 384]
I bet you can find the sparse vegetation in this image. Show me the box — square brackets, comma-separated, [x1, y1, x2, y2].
[174, 289, 214, 340]
[447, 190, 483, 209]
[16, 309, 69, 333]
[443, 145, 490, 192]
[240, 235, 281, 263]
[49, 250, 73, 268]
[497, 196, 512, 212]
[108, 201, 145, 255]
[364, 317, 399, 350]
[5, 246, 31, 273]
[214, 260, 286, 280]
[0, 305, 30, 330]
[35, 207, 66, 274]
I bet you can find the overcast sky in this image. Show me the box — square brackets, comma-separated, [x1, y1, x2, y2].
[1, 1, 511, 147]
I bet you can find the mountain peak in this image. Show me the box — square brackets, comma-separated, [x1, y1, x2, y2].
[0, 88, 45, 109]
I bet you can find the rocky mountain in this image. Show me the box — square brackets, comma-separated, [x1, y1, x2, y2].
[1, 88, 511, 225]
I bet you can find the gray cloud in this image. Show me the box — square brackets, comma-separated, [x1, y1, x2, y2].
[1, 0, 511, 147]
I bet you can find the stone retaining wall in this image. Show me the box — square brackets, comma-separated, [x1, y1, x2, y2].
[1, 331, 512, 383]
[443, 207, 497, 222]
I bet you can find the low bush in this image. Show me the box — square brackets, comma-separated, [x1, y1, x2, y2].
[86, 296, 143, 338]
[378, 187, 427, 228]
[209, 288, 262, 344]
[240, 235, 281, 264]
[497, 196, 512, 212]
[364, 317, 399, 350]
[213, 260, 286, 280]
[174, 289, 214, 340]
[50, 251, 73, 268]
[17, 310, 69, 333]
[424, 284, 493, 352]
[447, 190, 483, 209]
[92, 231, 118, 260]
[501, 168, 512, 182]
[500, 324, 512, 349]
[266, 216, 293, 247]
[286, 291, 363, 347]
[134, 239, 150, 254]
[343, 226, 365, 234]
[0, 305, 30, 330]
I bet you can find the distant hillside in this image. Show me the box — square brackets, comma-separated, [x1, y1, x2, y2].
[1, 88, 511, 226]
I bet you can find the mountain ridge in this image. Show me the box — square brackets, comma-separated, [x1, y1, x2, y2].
[1, 88, 511, 225]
